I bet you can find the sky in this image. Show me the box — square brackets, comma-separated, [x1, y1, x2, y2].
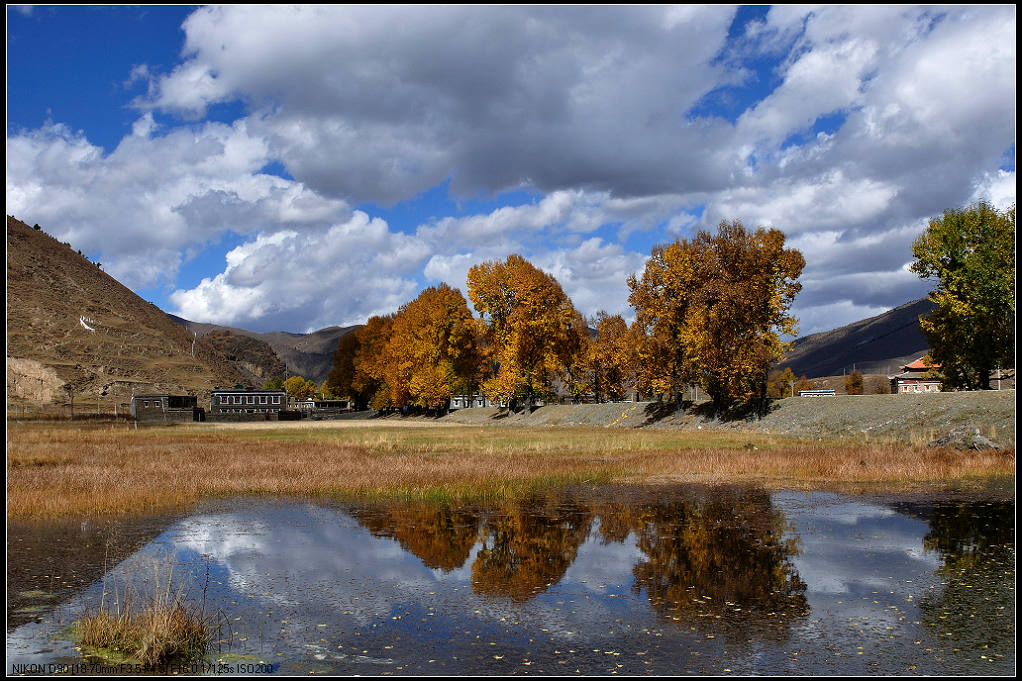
[6, 5, 1016, 335]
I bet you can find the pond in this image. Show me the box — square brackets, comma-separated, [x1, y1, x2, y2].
[6, 484, 1015, 675]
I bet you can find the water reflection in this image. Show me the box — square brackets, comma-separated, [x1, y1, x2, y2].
[349, 486, 810, 636]
[5, 485, 1015, 676]
[627, 488, 809, 641]
[918, 500, 1015, 664]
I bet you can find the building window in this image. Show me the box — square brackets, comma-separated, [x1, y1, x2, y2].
[261, 396, 267, 404]
[273, 396, 280, 405]
[143, 401, 149, 408]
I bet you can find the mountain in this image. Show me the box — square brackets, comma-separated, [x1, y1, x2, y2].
[780, 298, 935, 378]
[167, 317, 357, 384]
[6, 215, 253, 405]
[198, 329, 287, 387]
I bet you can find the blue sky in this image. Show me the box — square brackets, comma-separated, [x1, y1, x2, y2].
[7, 5, 1016, 334]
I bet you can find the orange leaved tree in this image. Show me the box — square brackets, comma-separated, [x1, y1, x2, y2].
[467, 254, 584, 410]
[629, 220, 804, 412]
[385, 283, 479, 411]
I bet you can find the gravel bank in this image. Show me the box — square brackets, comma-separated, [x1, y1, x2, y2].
[440, 391, 1015, 445]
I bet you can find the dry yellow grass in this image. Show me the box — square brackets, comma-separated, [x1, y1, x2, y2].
[6, 420, 1014, 519]
[73, 557, 216, 667]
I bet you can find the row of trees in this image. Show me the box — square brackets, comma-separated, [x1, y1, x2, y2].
[327, 220, 806, 412]
[324, 200, 1013, 411]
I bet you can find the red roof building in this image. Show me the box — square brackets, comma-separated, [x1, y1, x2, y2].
[889, 357, 942, 394]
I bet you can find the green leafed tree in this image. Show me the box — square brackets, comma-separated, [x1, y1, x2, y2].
[910, 201, 1015, 390]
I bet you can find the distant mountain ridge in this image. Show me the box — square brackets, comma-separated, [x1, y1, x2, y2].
[779, 298, 935, 377]
[167, 316, 357, 384]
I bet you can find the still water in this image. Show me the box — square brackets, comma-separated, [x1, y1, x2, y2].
[7, 485, 1014, 675]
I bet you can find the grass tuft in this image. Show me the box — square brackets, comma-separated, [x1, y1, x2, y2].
[72, 557, 222, 667]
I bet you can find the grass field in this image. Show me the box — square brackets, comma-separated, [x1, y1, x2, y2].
[6, 419, 1015, 519]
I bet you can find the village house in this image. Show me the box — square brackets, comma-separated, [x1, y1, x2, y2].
[450, 394, 498, 410]
[293, 398, 354, 417]
[889, 357, 942, 394]
[210, 389, 287, 420]
[131, 394, 204, 423]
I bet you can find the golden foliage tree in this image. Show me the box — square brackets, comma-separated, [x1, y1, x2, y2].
[467, 254, 584, 408]
[587, 312, 638, 402]
[844, 369, 864, 395]
[352, 314, 396, 410]
[283, 375, 317, 401]
[628, 220, 804, 411]
[385, 283, 479, 410]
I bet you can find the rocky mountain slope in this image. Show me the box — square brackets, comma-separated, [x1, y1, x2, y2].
[167, 316, 356, 384]
[198, 329, 287, 387]
[6, 216, 253, 405]
[780, 298, 935, 378]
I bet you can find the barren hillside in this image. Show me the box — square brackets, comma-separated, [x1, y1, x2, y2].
[168, 316, 356, 384]
[6, 216, 251, 405]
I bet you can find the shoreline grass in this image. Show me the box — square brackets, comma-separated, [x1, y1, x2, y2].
[72, 557, 218, 667]
[6, 420, 1014, 519]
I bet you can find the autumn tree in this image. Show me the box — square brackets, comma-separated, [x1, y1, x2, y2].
[844, 369, 864, 395]
[326, 331, 364, 406]
[587, 312, 638, 402]
[910, 201, 1015, 390]
[467, 254, 584, 409]
[284, 375, 317, 401]
[771, 367, 798, 398]
[385, 283, 479, 411]
[628, 220, 804, 412]
[352, 314, 397, 410]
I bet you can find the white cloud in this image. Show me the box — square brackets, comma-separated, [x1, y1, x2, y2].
[6, 121, 349, 290]
[169, 212, 423, 331]
[7, 5, 1015, 336]
[971, 170, 1017, 210]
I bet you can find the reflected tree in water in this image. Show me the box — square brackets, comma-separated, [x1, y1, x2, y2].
[919, 499, 1015, 656]
[628, 487, 809, 641]
[472, 497, 593, 602]
[351, 503, 481, 571]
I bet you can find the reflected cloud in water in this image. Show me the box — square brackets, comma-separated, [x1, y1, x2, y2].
[6, 485, 1014, 676]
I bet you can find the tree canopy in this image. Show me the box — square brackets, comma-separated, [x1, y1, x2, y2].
[910, 201, 1015, 390]
[628, 220, 804, 411]
[467, 254, 585, 408]
[386, 283, 479, 410]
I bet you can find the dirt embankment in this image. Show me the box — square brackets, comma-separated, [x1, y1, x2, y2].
[439, 391, 1015, 446]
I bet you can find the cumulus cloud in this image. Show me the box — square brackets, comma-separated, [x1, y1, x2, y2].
[169, 212, 424, 331]
[170, 192, 655, 331]
[6, 120, 349, 290]
[6, 5, 1015, 335]
[144, 5, 741, 203]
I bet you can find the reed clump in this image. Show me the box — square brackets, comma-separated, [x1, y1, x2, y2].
[73, 559, 217, 667]
[75, 599, 210, 667]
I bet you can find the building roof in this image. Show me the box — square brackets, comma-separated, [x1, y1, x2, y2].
[902, 357, 940, 371]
